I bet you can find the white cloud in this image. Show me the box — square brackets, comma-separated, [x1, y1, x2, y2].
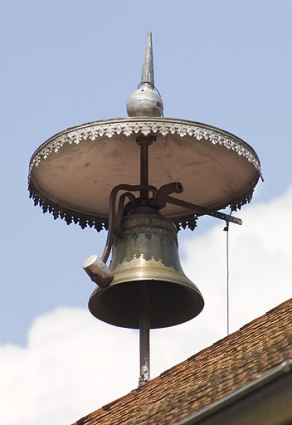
[0, 308, 139, 425]
[181, 185, 292, 333]
[1, 187, 292, 425]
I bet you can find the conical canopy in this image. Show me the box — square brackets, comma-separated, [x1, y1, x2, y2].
[28, 33, 261, 232]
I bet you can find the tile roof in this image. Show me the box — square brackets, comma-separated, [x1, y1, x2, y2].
[72, 298, 292, 425]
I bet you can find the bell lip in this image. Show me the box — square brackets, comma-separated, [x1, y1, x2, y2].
[109, 267, 195, 289]
[88, 280, 204, 330]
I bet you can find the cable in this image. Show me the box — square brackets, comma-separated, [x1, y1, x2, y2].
[223, 216, 231, 335]
[137, 82, 163, 98]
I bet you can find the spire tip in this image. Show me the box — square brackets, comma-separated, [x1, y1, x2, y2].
[126, 32, 164, 118]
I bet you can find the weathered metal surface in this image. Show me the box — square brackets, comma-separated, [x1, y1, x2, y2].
[28, 118, 261, 231]
[127, 32, 164, 117]
[141, 32, 154, 86]
[136, 134, 156, 202]
[88, 210, 204, 329]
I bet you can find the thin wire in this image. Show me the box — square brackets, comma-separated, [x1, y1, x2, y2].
[224, 218, 230, 335]
[226, 224, 230, 335]
[137, 82, 163, 98]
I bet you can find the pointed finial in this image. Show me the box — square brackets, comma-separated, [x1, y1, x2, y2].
[141, 32, 154, 87]
[127, 32, 164, 117]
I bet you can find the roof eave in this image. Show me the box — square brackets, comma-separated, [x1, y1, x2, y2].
[174, 359, 292, 425]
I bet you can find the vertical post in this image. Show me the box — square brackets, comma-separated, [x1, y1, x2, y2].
[136, 135, 156, 204]
[136, 134, 155, 386]
[140, 141, 149, 202]
[139, 282, 150, 386]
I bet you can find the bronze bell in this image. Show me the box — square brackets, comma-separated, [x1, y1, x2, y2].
[88, 207, 204, 329]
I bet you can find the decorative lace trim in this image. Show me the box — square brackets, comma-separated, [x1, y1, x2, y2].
[29, 118, 261, 175]
[28, 118, 261, 231]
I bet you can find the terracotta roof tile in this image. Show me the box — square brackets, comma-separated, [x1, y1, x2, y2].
[72, 298, 292, 425]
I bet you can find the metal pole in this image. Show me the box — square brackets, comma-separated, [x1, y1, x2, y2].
[139, 282, 150, 386]
[140, 140, 149, 202]
[136, 134, 155, 386]
[136, 134, 156, 204]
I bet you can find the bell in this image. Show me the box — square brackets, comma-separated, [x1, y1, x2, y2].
[88, 208, 204, 329]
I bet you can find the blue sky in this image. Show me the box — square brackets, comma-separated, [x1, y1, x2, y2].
[1, 1, 292, 424]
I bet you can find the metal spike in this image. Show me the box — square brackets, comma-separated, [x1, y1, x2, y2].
[127, 32, 163, 117]
[141, 32, 154, 87]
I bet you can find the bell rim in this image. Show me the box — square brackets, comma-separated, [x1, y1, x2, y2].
[88, 280, 204, 330]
